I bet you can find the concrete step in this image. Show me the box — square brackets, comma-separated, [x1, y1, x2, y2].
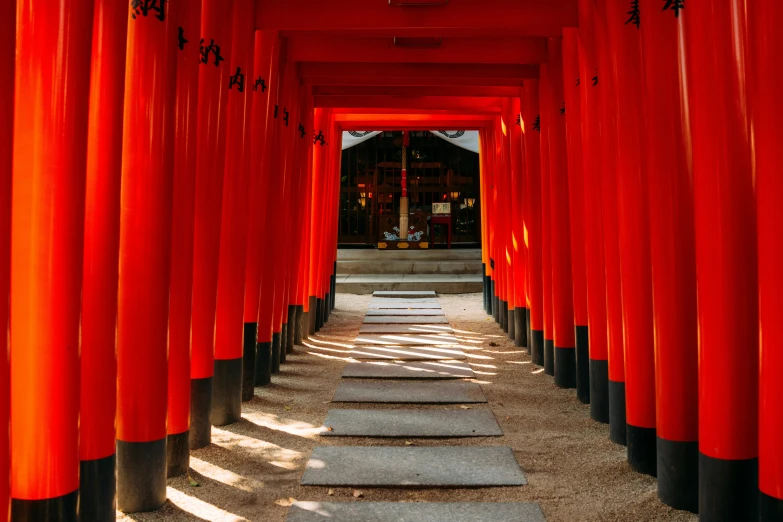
[337, 259, 482, 275]
[337, 248, 482, 262]
[336, 274, 482, 294]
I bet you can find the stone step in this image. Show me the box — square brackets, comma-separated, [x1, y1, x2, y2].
[359, 324, 454, 334]
[287, 502, 546, 522]
[336, 274, 482, 295]
[321, 409, 502, 438]
[348, 345, 467, 361]
[366, 308, 445, 316]
[368, 301, 442, 309]
[341, 360, 474, 379]
[337, 259, 483, 275]
[373, 290, 437, 298]
[363, 315, 450, 324]
[337, 248, 482, 262]
[300, 446, 526, 487]
[332, 380, 486, 404]
[355, 333, 461, 345]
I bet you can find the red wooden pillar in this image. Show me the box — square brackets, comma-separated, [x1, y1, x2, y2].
[638, 0, 698, 510]
[497, 119, 511, 333]
[167, 0, 202, 477]
[562, 28, 589, 402]
[503, 110, 516, 339]
[309, 108, 328, 335]
[243, 30, 276, 396]
[10, 1, 93, 519]
[577, 0, 609, 425]
[80, 0, 127, 517]
[116, 0, 176, 513]
[752, 2, 783, 519]
[522, 80, 544, 366]
[479, 129, 493, 315]
[546, 38, 577, 390]
[539, 65, 555, 376]
[605, 0, 656, 476]
[509, 96, 528, 348]
[594, 0, 626, 446]
[190, 0, 233, 449]
[0, 2, 14, 521]
[213, 0, 254, 427]
[685, 2, 758, 519]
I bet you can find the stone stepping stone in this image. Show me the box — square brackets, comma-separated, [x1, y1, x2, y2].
[348, 345, 467, 361]
[332, 380, 486, 404]
[368, 302, 441, 309]
[300, 446, 526, 487]
[363, 315, 450, 324]
[366, 308, 445, 316]
[321, 409, 502, 437]
[359, 324, 454, 334]
[373, 290, 437, 298]
[287, 502, 546, 522]
[341, 360, 474, 379]
[354, 334, 461, 345]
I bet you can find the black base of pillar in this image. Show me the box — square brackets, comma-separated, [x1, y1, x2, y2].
[514, 308, 526, 348]
[500, 301, 508, 332]
[575, 326, 590, 404]
[627, 424, 657, 476]
[271, 332, 282, 373]
[286, 305, 296, 354]
[294, 305, 305, 344]
[79, 454, 116, 521]
[761, 491, 783, 522]
[554, 346, 576, 388]
[657, 438, 698, 513]
[316, 298, 324, 330]
[242, 322, 257, 401]
[482, 264, 488, 313]
[531, 329, 544, 366]
[486, 275, 493, 315]
[492, 281, 498, 322]
[526, 309, 532, 355]
[308, 296, 317, 335]
[544, 339, 555, 376]
[190, 377, 213, 449]
[166, 431, 189, 478]
[211, 358, 242, 426]
[507, 307, 515, 339]
[255, 341, 272, 386]
[12, 490, 78, 521]
[330, 266, 336, 309]
[324, 292, 331, 322]
[589, 359, 610, 424]
[608, 379, 627, 446]
[280, 324, 289, 364]
[116, 438, 166, 513]
[699, 453, 758, 521]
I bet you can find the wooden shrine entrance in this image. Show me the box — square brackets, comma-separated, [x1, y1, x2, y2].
[338, 131, 481, 247]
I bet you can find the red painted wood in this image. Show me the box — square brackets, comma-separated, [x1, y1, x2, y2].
[509, 96, 527, 311]
[299, 63, 537, 82]
[539, 65, 554, 350]
[522, 80, 543, 333]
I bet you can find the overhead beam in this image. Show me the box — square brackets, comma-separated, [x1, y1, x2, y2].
[309, 76, 529, 87]
[298, 62, 538, 81]
[256, 0, 578, 37]
[333, 112, 494, 131]
[287, 36, 547, 64]
[314, 95, 502, 112]
[312, 85, 522, 98]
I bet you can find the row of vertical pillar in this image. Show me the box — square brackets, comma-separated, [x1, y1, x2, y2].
[1, 1, 342, 520]
[482, 1, 783, 520]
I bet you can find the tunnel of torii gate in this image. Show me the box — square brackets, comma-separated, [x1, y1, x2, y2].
[1, 0, 782, 521]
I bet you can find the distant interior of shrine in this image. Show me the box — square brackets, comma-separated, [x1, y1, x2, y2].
[338, 130, 480, 248]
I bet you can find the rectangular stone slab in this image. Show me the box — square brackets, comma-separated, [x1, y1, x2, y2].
[348, 345, 467, 360]
[300, 446, 526, 486]
[360, 324, 454, 334]
[373, 290, 437, 298]
[366, 308, 444, 316]
[342, 360, 474, 379]
[363, 315, 450, 324]
[332, 380, 486, 403]
[354, 334, 461, 345]
[321, 409, 502, 437]
[368, 302, 442, 309]
[287, 502, 546, 522]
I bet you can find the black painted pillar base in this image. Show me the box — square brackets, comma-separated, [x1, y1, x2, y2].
[211, 358, 242, 426]
[575, 326, 590, 404]
[255, 341, 272, 386]
[589, 359, 610, 424]
[280, 323, 289, 362]
[500, 301, 508, 332]
[608, 379, 627, 446]
[526, 309, 532, 355]
[492, 281, 498, 322]
[12, 490, 78, 521]
[286, 306, 296, 354]
[331, 264, 337, 309]
[166, 431, 189, 478]
[554, 347, 576, 388]
[627, 424, 657, 476]
[308, 296, 317, 335]
[761, 491, 783, 522]
[316, 298, 324, 330]
[699, 454, 758, 521]
[294, 305, 305, 343]
[657, 438, 698, 513]
[190, 377, 213, 449]
[485, 275, 493, 315]
[514, 308, 526, 348]
[543, 339, 555, 376]
[271, 332, 282, 372]
[242, 322, 257, 401]
[482, 263, 488, 313]
[116, 438, 166, 513]
[531, 329, 544, 366]
[79, 454, 116, 521]
[507, 308, 515, 340]
[324, 292, 331, 322]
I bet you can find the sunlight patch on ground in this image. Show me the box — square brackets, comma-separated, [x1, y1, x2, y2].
[166, 487, 250, 522]
[189, 456, 265, 493]
[211, 426, 303, 470]
[242, 411, 327, 440]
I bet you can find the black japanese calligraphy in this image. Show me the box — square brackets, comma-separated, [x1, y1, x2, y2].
[532, 115, 541, 132]
[314, 130, 327, 146]
[229, 67, 245, 92]
[625, 0, 640, 28]
[199, 39, 225, 67]
[662, 0, 684, 17]
[177, 26, 188, 50]
[131, 0, 166, 21]
[252, 77, 267, 92]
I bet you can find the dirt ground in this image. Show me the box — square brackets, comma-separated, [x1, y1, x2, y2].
[118, 293, 697, 522]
